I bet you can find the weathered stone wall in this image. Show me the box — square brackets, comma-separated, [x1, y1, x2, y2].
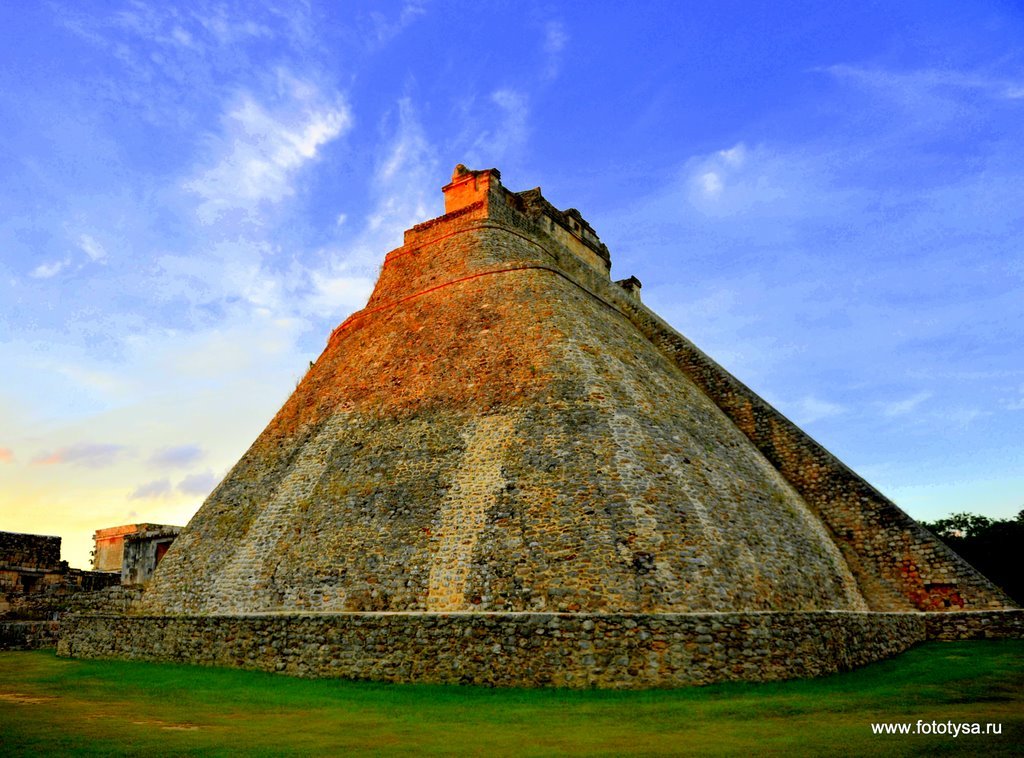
[92, 525, 138, 572]
[139, 221, 867, 615]
[122, 528, 181, 585]
[1, 620, 60, 650]
[3, 580, 132, 621]
[135, 169, 1013, 620]
[59, 611, 926, 688]
[374, 185, 1013, 615]
[924, 610, 1024, 640]
[93, 524, 177, 572]
[619, 303, 1015, 612]
[1, 527, 121, 618]
[0, 531, 61, 572]
[1, 586, 141, 649]
[416, 180, 1015, 614]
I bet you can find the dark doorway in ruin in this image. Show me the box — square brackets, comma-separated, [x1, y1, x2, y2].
[155, 541, 171, 566]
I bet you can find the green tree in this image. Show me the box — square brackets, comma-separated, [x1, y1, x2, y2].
[921, 510, 1024, 605]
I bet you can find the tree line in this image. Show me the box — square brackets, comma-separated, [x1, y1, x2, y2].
[919, 510, 1023, 605]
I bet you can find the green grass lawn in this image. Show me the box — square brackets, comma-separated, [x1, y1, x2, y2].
[0, 641, 1021, 756]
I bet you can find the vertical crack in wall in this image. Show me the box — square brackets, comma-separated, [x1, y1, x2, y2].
[428, 414, 519, 611]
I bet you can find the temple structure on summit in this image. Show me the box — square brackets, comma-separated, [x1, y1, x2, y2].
[61, 166, 1021, 687]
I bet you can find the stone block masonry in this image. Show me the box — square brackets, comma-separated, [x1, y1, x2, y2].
[546, 269, 1015, 612]
[60, 611, 945, 688]
[1, 620, 60, 650]
[1, 529, 121, 622]
[62, 165, 1019, 687]
[924, 610, 1024, 640]
[0, 531, 62, 573]
[139, 190, 871, 617]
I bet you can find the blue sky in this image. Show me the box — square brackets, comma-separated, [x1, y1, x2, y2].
[1, 1, 1021, 569]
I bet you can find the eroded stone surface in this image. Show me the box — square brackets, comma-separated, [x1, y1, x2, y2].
[135, 167, 1013, 620]
[61, 611, 931, 688]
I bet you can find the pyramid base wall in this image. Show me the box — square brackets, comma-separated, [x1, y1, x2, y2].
[56, 610, 1020, 688]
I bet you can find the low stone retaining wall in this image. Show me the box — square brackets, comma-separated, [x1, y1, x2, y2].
[59, 611, 929, 688]
[1, 620, 60, 650]
[924, 610, 1024, 640]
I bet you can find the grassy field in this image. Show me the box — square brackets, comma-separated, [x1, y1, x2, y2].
[0, 641, 1021, 756]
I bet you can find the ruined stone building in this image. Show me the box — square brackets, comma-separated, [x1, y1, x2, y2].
[0, 524, 181, 650]
[61, 166, 1022, 687]
[1, 530, 122, 649]
[1, 531, 119, 615]
[93, 523, 183, 585]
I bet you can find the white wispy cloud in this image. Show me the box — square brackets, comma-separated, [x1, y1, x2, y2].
[303, 270, 375, 319]
[53, 1, 316, 130]
[699, 172, 723, 197]
[787, 395, 846, 425]
[461, 89, 530, 168]
[184, 80, 352, 223]
[293, 97, 438, 319]
[178, 470, 220, 496]
[150, 444, 205, 467]
[364, 1, 427, 46]
[947, 408, 991, 429]
[491, 89, 529, 154]
[32, 442, 128, 467]
[881, 390, 933, 418]
[719, 144, 746, 167]
[30, 259, 71, 278]
[543, 20, 568, 79]
[189, 5, 275, 46]
[129, 478, 173, 499]
[72, 1, 278, 53]
[77, 234, 108, 262]
[824, 64, 1024, 102]
[366, 98, 437, 234]
[685, 142, 794, 214]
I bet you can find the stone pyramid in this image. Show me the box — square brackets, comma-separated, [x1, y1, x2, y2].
[139, 165, 1011, 619]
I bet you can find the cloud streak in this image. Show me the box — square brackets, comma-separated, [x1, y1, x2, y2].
[77, 234, 108, 262]
[129, 478, 173, 499]
[184, 79, 352, 223]
[178, 471, 220, 496]
[881, 391, 933, 418]
[363, 1, 427, 47]
[30, 259, 71, 279]
[32, 442, 127, 467]
[824, 64, 1024, 102]
[542, 21, 568, 79]
[461, 89, 530, 168]
[150, 445, 205, 467]
[786, 396, 846, 425]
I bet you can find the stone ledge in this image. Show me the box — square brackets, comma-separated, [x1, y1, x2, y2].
[56, 611, 949, 688]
